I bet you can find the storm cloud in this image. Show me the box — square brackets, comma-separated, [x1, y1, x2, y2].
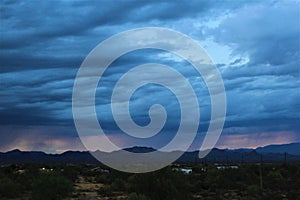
[0, 0, 299, 153]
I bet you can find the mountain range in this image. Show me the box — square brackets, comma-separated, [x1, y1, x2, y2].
[0, 143, 299, 164]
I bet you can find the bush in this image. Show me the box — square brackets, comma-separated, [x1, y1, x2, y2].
[127, 192, 151, 200]
[246, 185, 261, 196]
[111, 178, 126, 191]
[31, 173, 73, 200]
[0, 177, 21, 198]
[127, 167, 191, 200]
[98, 186, 113, 197]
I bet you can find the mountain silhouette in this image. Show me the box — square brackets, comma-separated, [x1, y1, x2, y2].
[256, 143, 300, 155]
[0, 143, 299, 164]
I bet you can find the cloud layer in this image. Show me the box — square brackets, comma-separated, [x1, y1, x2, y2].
[1, 0, 299, 152]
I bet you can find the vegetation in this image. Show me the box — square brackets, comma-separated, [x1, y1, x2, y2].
[0, 164, 75, 199]
[0, 163, 299, 199]
[31, 173, 73, 200]
[0, 177, 21, 198]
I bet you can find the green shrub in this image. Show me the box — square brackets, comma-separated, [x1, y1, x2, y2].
[31, 174, 73, 200]
[98, 186, 113, 197]
[127, 167, 191, 200]
[127, 192, 151, 200]
[0, 177, 21, 198]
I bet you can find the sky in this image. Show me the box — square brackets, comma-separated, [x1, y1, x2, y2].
[0, 0, 299, 153]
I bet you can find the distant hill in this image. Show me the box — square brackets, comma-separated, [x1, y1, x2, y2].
[123, 146, 156, 153]
[256, 143, 300, 155]
[0, 149, 98, 164]
[0, 143, 299, 164]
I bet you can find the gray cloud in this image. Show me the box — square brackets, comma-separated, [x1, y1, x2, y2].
[209, 1, 300, 66]
[0, 0, 299, 152]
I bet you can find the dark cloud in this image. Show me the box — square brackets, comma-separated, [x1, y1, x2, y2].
[0, 0, 299, 152]
[0, 0, 253, 50]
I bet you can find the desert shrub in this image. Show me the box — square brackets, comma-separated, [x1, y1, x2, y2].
[98, 186, 113, 197]
[111, 178, 126, 191]
[127, 192, 151, 200]
[31, 173, 73, 200]
[0, 177, 21, 198]
[127, 167, 191, 200]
